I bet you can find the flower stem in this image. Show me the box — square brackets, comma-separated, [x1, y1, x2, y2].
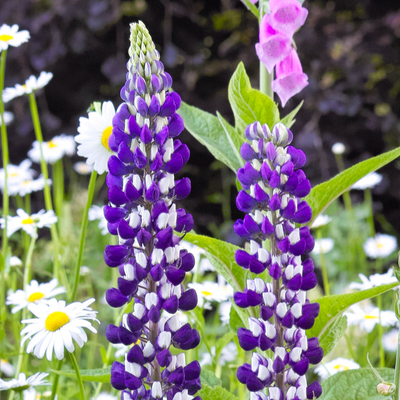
[69, 170, 97, 302]
[0, 49, 9, 337]
[377, 294, 385, 368]
[240, 0, 259, 18]
[394, 332, 400, 400]
[365, 188, 376, 237]
[8, 232, 37, 400]
[50, 359, 63, 400]
[27, 92, 60, 279]
[53, 159, 65, 225]
[68, 352, 85, 400]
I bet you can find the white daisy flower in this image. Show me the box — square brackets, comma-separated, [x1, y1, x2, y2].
[331, 142, 346, 155]
[312, 238, 334, 254]
[8, 176, 52, 197]
[0, 372, 49, 391]
[188, 279, 233, 308]
[311, 214, 332, 229]
[344, 304, 398, 333]
[10, 256, 22, 267]
[0, 24, 30, 51]
[6, 279, 66, 314]
[91, 392, 118, 400]
[0, 359, 14, 377]
[73, 161, 93, 175]
[363, 234, 397, 259]
[219, 301, 231, 326]
[314, 358, 360, 380]
[75, 101, 116, 174]
[28, 134, 75, 165]
[382, 329, 398, 352]
[0, 209, 57, 238]
[352, 172, 383, 190]
[0, 111, 14, 126]
[21, 298, 99, 361]
[88, 205, 108, 235]
[3, 72, 53, 103]
[349, 268, 399, 291]
[0, 160, 35, 192]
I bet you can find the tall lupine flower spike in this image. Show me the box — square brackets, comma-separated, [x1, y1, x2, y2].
[103, 21, 201, 400]
[234, 122, 323, 400]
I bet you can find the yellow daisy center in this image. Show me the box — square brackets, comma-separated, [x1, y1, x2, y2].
[28, 292, 45, 302]
[8, 172, 19, 178]
[101, 126, 113, 151]
[201, 290, 212, 296]
[22, 217, 34, 225]
[333, 364, 349, 371]
[377, 242, 384, 248]
[48, 140, 58, 148]
[0, 34, 14, 42]
[45, 311, 70, 331]
[365, 315, 378, 319]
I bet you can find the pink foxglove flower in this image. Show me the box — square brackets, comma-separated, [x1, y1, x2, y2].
[269, 0, 308, 38]
[255, 14, 292, 73]
[271, 49, 308, 107]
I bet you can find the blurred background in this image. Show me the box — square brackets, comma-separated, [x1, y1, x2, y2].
[1, 0, 400, 259]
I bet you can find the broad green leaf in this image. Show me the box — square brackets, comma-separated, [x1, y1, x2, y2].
[280, 101, 303, 129]
[306, 146, 400, 225]
[178, 102, 242, 173]
[307, 281, 399, 339]
[216, 111, 244, 171]
[230, 302, 248, 331]
[51, 366, 111, 383]
[228, 62, 280, 132]
[320, 368, 394, 400]
[198, 385, 240, 400]
[319, 315, 347, 356]
[200, 368, 222, 388]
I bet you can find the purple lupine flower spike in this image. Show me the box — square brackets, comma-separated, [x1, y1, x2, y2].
[234, 122, 323, 400]
[103, 21, 201, 400]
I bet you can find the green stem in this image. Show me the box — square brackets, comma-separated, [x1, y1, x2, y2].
[27, 92, 60, 279]
[0, 50, 9, 341]
[53, 159, 64, 225]
[8, 232, 37, 400]
[334, 153, 353, 212]
[365, 188, 376, 237]
[240, 0, 259, 18]
[377, 294, 385, 368]
[69, 170, 97, 302]
[394, 333, 400, 400]
[68, 352, 85, 400]
[317, 230, 330, 295]
[344, 333, 358, 361]
[50, 359, 63, 400]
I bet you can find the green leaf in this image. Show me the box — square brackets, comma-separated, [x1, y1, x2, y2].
[306, 147, 400, 225]
[216, 111, 244, 171]
[307, 281, 399, 339]
[200, 368, 222, 388]
[320, 368, 394, 400]
[178, 102, 242, 173]
[215, 331, 236, 355]
[198, 385, 240, 400]
[319, 315, 347, 356]
[280, 101, 303, 129]
[230, 302, 248, 331]
[228, 62, 280, 132]
[51, 366, 111, 383]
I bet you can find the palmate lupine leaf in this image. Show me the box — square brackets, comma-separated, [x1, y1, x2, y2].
[306, 146, 400, 225]
[319, 368, 394, 400]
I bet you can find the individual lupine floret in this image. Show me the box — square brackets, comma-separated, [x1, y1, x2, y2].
[102, 21, 201, 399]
[234, 121, 323, 400]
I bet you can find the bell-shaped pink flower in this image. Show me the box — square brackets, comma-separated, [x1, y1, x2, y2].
[271, 49, 308, 107]
[269, 0, 308, 38]
[255, 14, 293, 73]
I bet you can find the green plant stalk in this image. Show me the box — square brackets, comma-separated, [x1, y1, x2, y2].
[394, 333, 400, 400]
[68, 352, 85, 400]
[28, 92, 60, 278]
[377, 294, 385, 368]
[334, 153, 353, 212]
[50, 359, 63, 400]
[53, 159, 65, 224]
[365, 188, 376, 237]
[241, 0, 259, 18]
[0, 50, 9, 339]
[8, 232, 37, 400]
[92, 303, 130, 398]
[317, 230, 330, 295]
[69, 170, 97, 302]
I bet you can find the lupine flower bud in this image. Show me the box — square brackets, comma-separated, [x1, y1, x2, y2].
[234, 121, 323, 399]
[103, 21, 200, 399]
